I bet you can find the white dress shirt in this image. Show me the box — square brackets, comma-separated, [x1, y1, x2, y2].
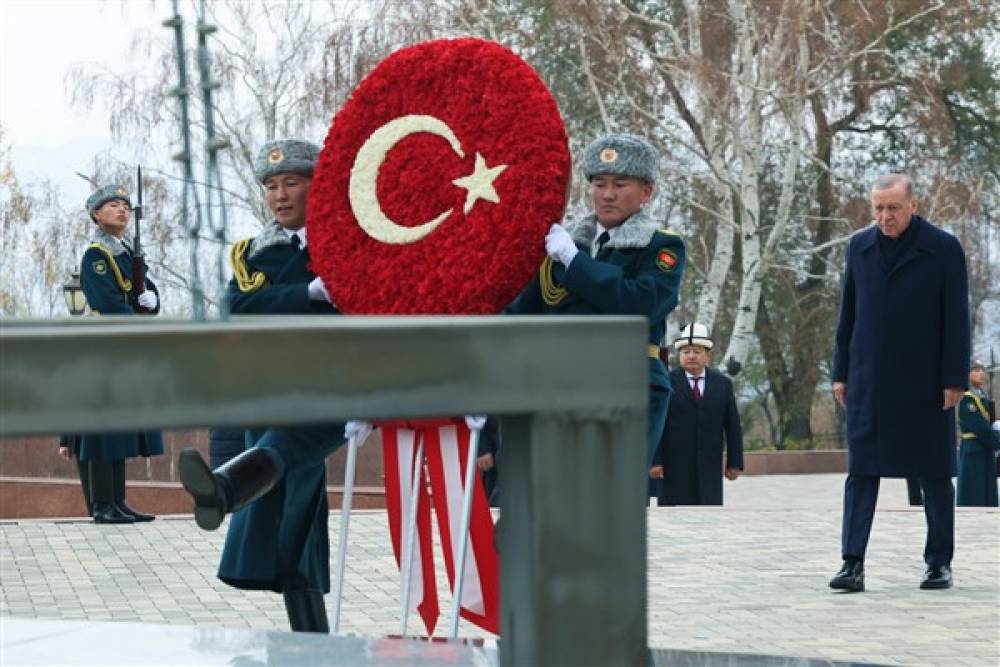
[283, 227, 307, 248]
[590, 224, 615, 258]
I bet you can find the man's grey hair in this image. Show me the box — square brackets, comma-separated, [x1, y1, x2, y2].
[872, 174, 915, 198]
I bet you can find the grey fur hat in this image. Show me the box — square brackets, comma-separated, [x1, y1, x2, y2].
[85, 184, 131, 219]
[582, 134, 658, 183]
[254, 139, 320, 183]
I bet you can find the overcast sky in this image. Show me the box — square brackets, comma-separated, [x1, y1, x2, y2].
[1, 0, 164, 205]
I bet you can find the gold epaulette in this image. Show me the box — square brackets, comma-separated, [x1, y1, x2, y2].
[539, 256, 567, 306]
[230, 239, 268, 293]
[88, 243, 132, 295]
[656, 228, 682, 237]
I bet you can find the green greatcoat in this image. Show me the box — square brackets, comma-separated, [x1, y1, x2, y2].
[218, 224, 338, 594]
[956, 389, 999, 507]
[78, 230, 164, 462]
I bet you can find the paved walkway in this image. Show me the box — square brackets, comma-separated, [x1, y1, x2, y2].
[2, 475, 997, 666]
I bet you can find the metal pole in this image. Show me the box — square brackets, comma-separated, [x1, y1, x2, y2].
[164, 0, 206, 320]
[398, 432, 424, 637]
[448, 425, 482, 637]
[195, 0, 230, 319]
[331, 432, 360, 633]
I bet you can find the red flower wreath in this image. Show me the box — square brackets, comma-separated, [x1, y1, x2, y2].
[308, 38, 571, 314]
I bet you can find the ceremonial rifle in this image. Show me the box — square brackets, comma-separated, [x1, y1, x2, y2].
[132, 165, 152, 314]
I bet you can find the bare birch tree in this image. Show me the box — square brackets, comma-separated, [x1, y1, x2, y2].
[386, 0, 996, 446]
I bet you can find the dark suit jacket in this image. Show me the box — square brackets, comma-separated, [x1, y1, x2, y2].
[654, 367, 743, 505]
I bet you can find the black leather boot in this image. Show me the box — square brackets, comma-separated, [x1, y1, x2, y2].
[283, 590, 329, 633]
[113, 459, 154, 522]
[829, 558, 864, 592]
[179, 447, 284, 531]
[89, 460, 134, 524]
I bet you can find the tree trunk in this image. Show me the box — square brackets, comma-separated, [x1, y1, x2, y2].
[694, 183, 735, 330]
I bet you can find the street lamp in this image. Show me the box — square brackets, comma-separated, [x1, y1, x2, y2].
[62, 271, 87, 316]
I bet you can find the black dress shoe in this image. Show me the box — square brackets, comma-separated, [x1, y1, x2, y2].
[116, 503, 155, 522]
[829, 560, 864, 592]
[920, 565, 952, 589]
[92, 502, 135, 524]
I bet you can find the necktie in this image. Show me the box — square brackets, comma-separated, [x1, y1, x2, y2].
[290, 234, 302, 251]
[692, 376, 702, 402]
[594, 231, 610, 259]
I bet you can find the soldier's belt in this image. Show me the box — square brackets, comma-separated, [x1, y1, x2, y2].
[648, 345, 660, 359]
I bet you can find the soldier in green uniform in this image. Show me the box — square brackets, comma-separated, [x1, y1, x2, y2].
[957, 361, 999, 506]
[180, 139, 339, 633]
[79, 184, 163, 524]
[508, 134, 686, 465]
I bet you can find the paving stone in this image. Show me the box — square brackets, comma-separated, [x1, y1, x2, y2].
[1, 474, 996, 666]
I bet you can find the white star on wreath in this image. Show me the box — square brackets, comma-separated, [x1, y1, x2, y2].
[453, 153, 508, 215]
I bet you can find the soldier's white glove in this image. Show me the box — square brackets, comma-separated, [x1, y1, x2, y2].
[137, 291, 158, 310]
[308, 276, 332, 303]
[345, 420, 373, 445]
[464, 415, 487, 431]
[992, 420, 1000, 432]
[545, 223, 578, 267]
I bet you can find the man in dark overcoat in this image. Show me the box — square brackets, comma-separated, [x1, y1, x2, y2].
[830, 173, 970, 593]
[649, 323, 743, 505]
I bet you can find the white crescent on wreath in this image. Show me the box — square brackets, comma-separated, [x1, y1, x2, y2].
[348, 114, 508, 245]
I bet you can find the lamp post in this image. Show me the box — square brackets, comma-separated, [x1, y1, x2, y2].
[62, 272, 87, 316]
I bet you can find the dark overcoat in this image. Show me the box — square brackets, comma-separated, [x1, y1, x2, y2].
[78, 233, 164, 462]
[832, 216, 970, 478]
[219, 430, 333, 593]
[653, 367, 743, 505]
[219, 226, 338, 593]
